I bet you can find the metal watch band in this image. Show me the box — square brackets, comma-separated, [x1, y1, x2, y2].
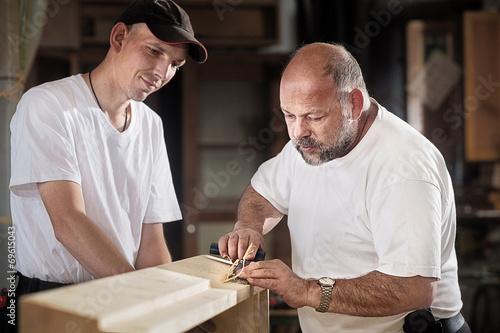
[316, 278, 335, 313]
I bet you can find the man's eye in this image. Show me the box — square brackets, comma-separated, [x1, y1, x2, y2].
[148, 47, 159, 55]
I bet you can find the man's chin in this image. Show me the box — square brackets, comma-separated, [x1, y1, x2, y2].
[300, 152, 324, 166]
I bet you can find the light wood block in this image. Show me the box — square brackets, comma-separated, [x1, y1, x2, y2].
[20, 255, 269, 333]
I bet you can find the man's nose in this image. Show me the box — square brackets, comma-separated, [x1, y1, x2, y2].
[155, 61, 175, 82]
[293, 118, 310, 139]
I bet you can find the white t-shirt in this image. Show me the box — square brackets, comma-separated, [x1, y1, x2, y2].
[251, 104, 462, 333]
[10, 75, 182, 284]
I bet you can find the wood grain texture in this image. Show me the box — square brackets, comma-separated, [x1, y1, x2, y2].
[20, 255, 268, 332]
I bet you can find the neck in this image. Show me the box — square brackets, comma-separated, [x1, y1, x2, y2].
[87, 68, 130, 132]
[86, 67, 129, 116]
[341, 101, 378, 157]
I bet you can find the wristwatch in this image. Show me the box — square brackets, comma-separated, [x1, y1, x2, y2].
[316, 277, 335, 313]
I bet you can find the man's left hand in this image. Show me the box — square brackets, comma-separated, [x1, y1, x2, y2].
[238, 259, 318, 309]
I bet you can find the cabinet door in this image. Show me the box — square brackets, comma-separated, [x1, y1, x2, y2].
[464, 11, 500, 161]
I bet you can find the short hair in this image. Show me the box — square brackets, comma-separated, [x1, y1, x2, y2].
[323, 43, 369, 105]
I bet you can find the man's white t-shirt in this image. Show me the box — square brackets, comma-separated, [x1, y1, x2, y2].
[10, 75, 182, 284]
[251, 104, 462, 332]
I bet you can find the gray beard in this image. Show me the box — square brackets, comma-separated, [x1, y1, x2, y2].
[293, 119, 357, 166]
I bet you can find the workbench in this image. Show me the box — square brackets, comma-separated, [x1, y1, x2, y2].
[20, 255, 269, 332]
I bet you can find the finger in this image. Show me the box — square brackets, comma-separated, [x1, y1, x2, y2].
[217, 235, 230, 258]
[242, 261, 285, 282]
[239, 261, 268, 278]
[237, 236, 251, 260]
[227, 233, 241, 260]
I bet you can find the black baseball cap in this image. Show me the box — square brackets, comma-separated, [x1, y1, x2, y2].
[117, 0, 208, 63]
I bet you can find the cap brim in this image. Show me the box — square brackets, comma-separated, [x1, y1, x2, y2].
[147, 24, 208, 63]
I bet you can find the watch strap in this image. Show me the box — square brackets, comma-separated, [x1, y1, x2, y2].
[316, 279, 334, 313]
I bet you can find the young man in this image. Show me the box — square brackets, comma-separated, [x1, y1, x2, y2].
[218, 43, 470, 333]
[10, 0, 207, 294]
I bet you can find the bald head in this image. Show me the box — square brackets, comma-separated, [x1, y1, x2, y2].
[279, 43, 373, 164]
[282, 43, 369, 109]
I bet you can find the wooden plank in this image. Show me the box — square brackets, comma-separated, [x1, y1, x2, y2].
[20, 255, 268, 333]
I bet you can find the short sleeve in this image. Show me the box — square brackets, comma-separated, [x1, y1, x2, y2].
[369, 179, 442, 279]
[10, 88, 81, 197]
[251, 141, 297, 215]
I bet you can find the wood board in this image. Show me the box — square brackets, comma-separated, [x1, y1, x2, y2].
[19, 255, 269, 333]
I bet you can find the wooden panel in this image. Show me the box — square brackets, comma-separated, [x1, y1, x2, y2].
[179, 0, 279, 47]
[464, 11, 500, 161]
[81, 0, 279, 47]
[20, 255, 269, 333]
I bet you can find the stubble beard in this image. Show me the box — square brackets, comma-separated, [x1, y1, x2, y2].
[293, 115, 357, 166]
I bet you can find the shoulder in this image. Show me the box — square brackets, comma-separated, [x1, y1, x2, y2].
[370, 106, 449, 186]
[375, 106, 442, 159]
[20, 75, 86, 109]
[13, 76, 90, 133]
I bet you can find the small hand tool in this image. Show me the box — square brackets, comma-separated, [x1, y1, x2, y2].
[209, 243, 266, 262]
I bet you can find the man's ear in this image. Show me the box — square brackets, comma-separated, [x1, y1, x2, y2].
[109, 22, 129, 52]
[349, 89, 365, 120]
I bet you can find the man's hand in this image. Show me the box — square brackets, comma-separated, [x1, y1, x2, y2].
[238, 259, 318, 309]
[217, 227, 265, 261]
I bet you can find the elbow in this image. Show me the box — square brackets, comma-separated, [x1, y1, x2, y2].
[52, 224, 66, 244]
[418, 294, 435, 310]
[51, 217, 73, 245]
[413, 279, 438, 310]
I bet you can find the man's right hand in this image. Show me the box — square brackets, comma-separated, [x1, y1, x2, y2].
[217, 226, 266, 261]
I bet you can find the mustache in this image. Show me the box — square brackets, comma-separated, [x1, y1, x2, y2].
[292, 137, 321, 148]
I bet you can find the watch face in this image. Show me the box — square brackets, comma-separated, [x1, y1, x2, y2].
[319, 277, 335, 286]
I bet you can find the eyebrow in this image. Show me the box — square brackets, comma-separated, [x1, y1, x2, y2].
[147, 41, 187, 64]
[281, 108, 325, 116]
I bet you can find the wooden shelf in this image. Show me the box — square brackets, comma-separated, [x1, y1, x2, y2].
[80, 0, 280, 48]
[178, 0, 279, 48]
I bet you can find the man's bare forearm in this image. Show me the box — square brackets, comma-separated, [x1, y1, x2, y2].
[218, 185, 283, 260]
[135, 223, 172, 269]
[56, 212, 136, 278]
[235, 185, 283, 234]
[241, 262, 437, 317]
[317, 271, 437, 316]
[38, 181, 135, 279]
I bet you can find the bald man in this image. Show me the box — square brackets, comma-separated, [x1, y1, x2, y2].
[217, 43, 469, 333]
